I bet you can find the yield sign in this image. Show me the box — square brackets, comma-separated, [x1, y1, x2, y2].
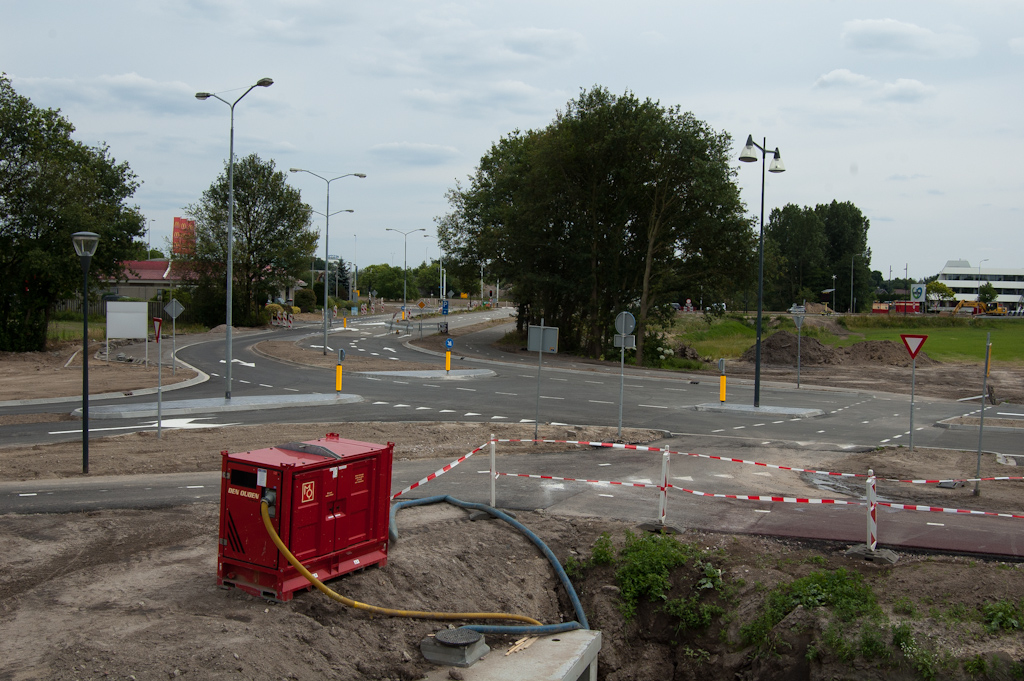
[900, 334, 928, 359]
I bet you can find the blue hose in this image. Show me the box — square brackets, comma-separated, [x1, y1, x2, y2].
[389, 495, 589, 634]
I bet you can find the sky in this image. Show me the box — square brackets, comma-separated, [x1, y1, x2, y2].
[3, 0, 1022, 283]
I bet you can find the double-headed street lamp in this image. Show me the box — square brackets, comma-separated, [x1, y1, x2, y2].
[72, 231, 100, 474]
[386, 228, 426, 313]
[739, 134, 785, 409]
[195, 77, 273, 399]
[290, 169, 365, 354]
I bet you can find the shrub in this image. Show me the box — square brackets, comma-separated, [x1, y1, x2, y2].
[294, 288, 317, 313]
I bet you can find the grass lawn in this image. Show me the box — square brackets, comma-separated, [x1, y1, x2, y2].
[666, 313, 1024, 366]
[836, 316, 1024, 364]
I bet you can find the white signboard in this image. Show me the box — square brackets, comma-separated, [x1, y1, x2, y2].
[911, 283, 925, 303]
[107, 302, 148, 339]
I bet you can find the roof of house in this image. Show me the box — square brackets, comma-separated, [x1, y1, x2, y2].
[108, 260, 184, 283]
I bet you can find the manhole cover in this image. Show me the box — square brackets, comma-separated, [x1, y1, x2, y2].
[435, 628, 482, 647]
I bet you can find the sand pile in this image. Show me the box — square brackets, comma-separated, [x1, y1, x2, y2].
[741, 332, 934, 367]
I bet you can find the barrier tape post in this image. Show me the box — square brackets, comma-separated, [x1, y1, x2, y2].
[867, 469, 877, 551]
[490, 434, 496, 508]
[658, 451, 670, 526]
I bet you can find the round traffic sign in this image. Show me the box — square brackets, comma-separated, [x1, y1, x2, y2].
[445, 338, 454, 349]
[615, 311, 636, 335]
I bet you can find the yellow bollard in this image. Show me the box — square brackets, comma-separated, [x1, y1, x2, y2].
[335, 364, 343, 392]
[445, 350, 451, 373]
[719, 375, 726, 403]
[343, 317, 347, 329]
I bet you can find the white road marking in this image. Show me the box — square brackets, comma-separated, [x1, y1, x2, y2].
[927, 522, 944, 527]
[423, 384, 440, 388]
[373, 401, 388, 405]
[491, 416, 507, 420]
[817, 430, 826, 433]
[497, 392, 517, 396]
[674, 476, 693, 481]
[19, 493, 37, 497]
[585, 381, 604, 384]
[259, 384, 273, 388]
[713, 474, 733, 478]
[712, 429, 724, 433]
[665, 388, 687, 392]
[440, 409, 456, 413]
[590, 400, 614, 404]
[598, 463, 611, 467]
[753, 423, 765, 427]
[457, 387, 476, 392]
[773, 421, 784, 424]
[598, 494, 614, 498]
[238, 380, 250, 384]
[754, 510, 771, 514]
[284, 387, 299, 391]
[639, 404, 668, 409]
[733, 426, 745, 430]
[186, 485, 204, 489]
[394, 404, 410, 408]
[550, 378, 567, 381]
[880, 438, 891, 443]
[753, 472, 772, 477]
[520, 419, 534, 423]
[394, 381, 409, 384]
[465, 412, 481, 416]
[540, 396, 564, 400]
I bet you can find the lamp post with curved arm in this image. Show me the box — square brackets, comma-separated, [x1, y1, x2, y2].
[195, 77, 274, 399]
[386, 228, 426, 314]
[738, 134, 786, 409]
[290, 169, 366, 354]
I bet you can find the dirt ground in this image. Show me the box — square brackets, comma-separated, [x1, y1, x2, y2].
[4, 325, 1024, 679]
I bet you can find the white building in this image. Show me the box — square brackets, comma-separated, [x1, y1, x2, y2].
[935, 260, 1024, 311]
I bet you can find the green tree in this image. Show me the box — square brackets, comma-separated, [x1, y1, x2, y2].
[437, 86, 752, 364]
[815, 200, 871, 313]
[926, 280, 956, 307]
[181, 154, 317, 326]
[764, 204, 826, 308]
[978, 282, 998, 305]
[358, 263, 404, 300]
[0, 74, 145, 351]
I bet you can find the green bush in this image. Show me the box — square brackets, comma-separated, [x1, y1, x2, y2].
[614, 531, 703, 620]
[294, 288, 317, 313]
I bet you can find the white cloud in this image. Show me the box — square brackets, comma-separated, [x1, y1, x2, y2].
[812, 69, 935, 104]
[877, 78, 936, 103]
[405, 80, 557, 117]
[503, 28, 585, 61]
[842, 19, 979, 58]
[368, 142, 460, 166]
[14, 73, 199, 116]
[1010, 37, 1024, 55]
[814, 69, 875, 89]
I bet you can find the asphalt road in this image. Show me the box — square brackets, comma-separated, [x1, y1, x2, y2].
[2, 308, 1021, 557]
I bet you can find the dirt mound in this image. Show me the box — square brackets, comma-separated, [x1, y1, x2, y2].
[741, 334, 936, 368]
[841, 339, 936, 367]
[740, 331, 842, 365]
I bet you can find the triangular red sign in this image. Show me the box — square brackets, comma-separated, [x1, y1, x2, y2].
[900, 334, 927, 359]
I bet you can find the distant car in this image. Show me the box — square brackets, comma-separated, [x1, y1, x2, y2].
[788, 304, 806, 314]
[670, 302, 681, 311]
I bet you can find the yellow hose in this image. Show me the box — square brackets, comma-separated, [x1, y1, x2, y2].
[260, 501, 542, 626]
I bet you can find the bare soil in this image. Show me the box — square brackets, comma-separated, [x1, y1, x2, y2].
[4, 329, 1024, 679]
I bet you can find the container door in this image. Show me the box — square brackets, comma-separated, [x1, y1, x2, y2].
[335, 458, 377, 549]
[289, 469, 334, 561]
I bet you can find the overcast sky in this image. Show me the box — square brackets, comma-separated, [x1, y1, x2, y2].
[4, 1, 1022, 283]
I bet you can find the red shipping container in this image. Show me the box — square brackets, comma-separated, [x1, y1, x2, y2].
[217, 433, 394, 601]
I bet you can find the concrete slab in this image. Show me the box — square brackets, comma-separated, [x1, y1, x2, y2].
[75, 393, 362, 420]
[694, 403, 824, 418]
[354, 369, 495, 379]
[421, 629, 600, 681]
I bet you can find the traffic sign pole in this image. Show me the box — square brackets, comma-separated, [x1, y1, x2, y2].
[975, 332, 992, 496]
[900, 335, 928, 452]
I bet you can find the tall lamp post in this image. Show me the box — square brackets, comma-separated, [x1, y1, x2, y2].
[72, 231, 100, 474]
[195, 77, 273, 399]
[738, 134, 786, 408]
[978, 258, 989, 300]
[386, 228, 426, 313]
[290, 169, 365, 354]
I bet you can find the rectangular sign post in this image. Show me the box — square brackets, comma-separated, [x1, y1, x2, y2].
[613, 311, 636, 439]
[164, 298, 185, 376]
[528, 322, 559, 442]
[900, 334, 928, 451]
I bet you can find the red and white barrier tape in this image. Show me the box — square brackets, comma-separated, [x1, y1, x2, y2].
[492, 438, 1024, 486]
[390, 442, 487, 500]
[497, 472, 661, 489]
[668, 485, 862, 506]
[877, 502, 1024, 520]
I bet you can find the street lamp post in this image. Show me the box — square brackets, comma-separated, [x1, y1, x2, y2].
[290, 169, 365, 354]
[386, 228, 426, 314]
[978, 258, 989, 300]
[72, 231, 100, 474]
[195, 77, 274, 399]
[738, 134, 785, 408]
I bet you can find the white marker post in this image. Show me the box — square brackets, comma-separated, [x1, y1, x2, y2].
[900, 334, 928, 451]
[866, 468, 877, 551]
[490, 433, 496, 508]
[153, 317, 163, 440]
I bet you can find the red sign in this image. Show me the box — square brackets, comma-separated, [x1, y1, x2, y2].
[172, 217, 195, 256]
[301, 480, 315, 503]
[900, 334, 928, 359]
[152, 317, 163, 343]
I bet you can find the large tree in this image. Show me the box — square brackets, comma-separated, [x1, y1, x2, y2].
[181, 154, 317, 326]
[437, 86, 752, 364]
[0, 74, 144, 351]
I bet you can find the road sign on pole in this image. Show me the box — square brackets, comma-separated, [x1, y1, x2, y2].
[900, 334, 928, 359]
[900, 334, 928, 450]
[614, 311, 636, 335]
[442, 300, 449, 315]
[445, 337, 454, 350]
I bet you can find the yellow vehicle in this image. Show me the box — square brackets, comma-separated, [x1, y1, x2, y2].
[952, 300, 1008, 316]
